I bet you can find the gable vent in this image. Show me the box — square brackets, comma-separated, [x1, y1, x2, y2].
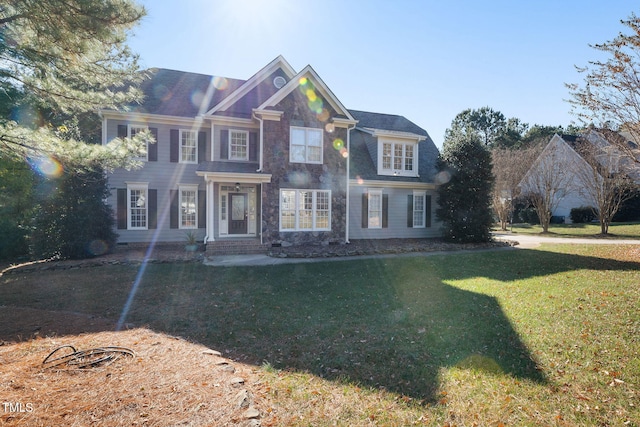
[273, 76, 286, 89]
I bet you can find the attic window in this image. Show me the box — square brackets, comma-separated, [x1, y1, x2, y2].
[273, 76, 286, 89]
[377, 138, 419, 177]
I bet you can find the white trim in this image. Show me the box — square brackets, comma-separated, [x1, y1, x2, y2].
[179, 129, 198, 164]
[178, 184, 198, 229]
[228, 129, 249, 161]
[289, 126, 323, 164]
[257, 65, 355, 122]
[206, 55, 296, 115]
[129, 124, 149, 162]
[206, 115, 256, 126]
[100, 110, 204, 127]
[359, 127, 426, 142]
[377, 138, 419, 177]
[252, 108, 283, 121]
[367, 189, 383, 229]
[279, 189, 331, 232]
[126, 182, 149, 230]
[350, 179, 437, 190]
[412, 190, 427, 228]
[197, 171, 272, 184]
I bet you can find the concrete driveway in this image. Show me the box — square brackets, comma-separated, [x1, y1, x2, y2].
[493, 232, 640, 248]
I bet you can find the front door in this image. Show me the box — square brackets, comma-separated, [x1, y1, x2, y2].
[229, 193, 248, 234]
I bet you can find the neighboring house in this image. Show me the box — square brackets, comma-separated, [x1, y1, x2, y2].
[100, 56, 441, 253]
[518, 130, 639, 222]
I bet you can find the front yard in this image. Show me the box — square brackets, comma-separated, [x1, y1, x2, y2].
[507, 221, 640, 238]
[1, 244, 638, 426]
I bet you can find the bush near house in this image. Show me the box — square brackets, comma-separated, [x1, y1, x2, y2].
[570, 206, 598, 223]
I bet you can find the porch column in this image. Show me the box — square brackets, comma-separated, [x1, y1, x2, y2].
[205, 179, 215, 242]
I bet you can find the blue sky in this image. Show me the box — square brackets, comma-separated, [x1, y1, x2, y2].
[128, 0, 637, 147]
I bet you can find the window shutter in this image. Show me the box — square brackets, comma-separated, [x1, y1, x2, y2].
[382, 194, 389, 228]
[407, 194, 414, 228]
[198, 131, 206, 163]
[361, 193, 368, 229]
[148, 189, 157, 229]
[170, 129, 179, 163]
[169, 190, 178, 229]
[198, 190, 206, 229]
[249, 132, 258, 161]
[426, 195, 432, 227]
[220, 130, 229, 159]
[117, 188, 127, 229]
[148, 127, 158, 161]
[117, 125, 127, 138]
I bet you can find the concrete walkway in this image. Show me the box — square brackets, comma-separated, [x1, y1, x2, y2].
[203, 233, 640, 267]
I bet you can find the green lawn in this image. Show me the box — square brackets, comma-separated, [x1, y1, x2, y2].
[506, 221, 640, 238]
[1, 244, 638, 426]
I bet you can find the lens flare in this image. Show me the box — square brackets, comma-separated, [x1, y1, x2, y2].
[324, 123, 335, 133]
[152, 84, 171, 101]
[87, 239, 109, 256]
[30, 156, 63, 178]
[332, 138, 344, 150]
[435, 170, 452, 185]
[316, 108, 331, 122]
[340, 148, 349, 158]
[212, 76, 228, 90]
[191, 90, 205, 108]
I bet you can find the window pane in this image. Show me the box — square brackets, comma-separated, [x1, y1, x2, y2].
[181, 131, 196, 162]
[230, 131, 247, 160]
[405, 145, 413, 171]
[413, 194, 424, 227]
[307, 129, 322, 146]
[181, 190, 196, 228]
[382, 143, 392, 169]
[368, 192, 381, 228]
[290, 145, 306, 163]
[129, 188, 147, 228]
[308, 146, 321, 162]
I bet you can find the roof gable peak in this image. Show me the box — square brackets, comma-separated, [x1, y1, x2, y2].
[206, 55, 297, 115]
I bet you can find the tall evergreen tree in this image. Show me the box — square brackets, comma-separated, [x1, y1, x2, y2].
[0, 0, 147, 168]
[436, 133, 494, 243]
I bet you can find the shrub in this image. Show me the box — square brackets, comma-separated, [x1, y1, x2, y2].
[570, 206, 597, 223]
[518, 207, 539, 225]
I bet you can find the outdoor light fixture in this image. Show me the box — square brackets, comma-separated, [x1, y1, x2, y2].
[235, 183, 241, 192]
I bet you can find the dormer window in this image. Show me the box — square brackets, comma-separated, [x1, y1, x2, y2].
[379, 138, 418, 177]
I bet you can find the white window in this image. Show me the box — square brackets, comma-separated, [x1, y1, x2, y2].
[379, 139, 418, 177]
[229, 130, 248, 161]
[290, 127, 323, 164]
[129, 125, 149, 161]
[180, 185, 198, 229]
[413, 191, 426, 228]
[127, 183, 148, 230]
[280, 189, 331, 231]
[368, 189, 383, 229]
[180, 130, 197, 163]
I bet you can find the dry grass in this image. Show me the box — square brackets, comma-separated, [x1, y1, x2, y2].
[1, 328, 270, 426]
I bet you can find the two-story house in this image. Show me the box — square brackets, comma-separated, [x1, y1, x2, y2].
[101, 56, 441, 253]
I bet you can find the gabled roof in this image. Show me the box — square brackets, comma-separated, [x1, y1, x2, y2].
[126, 68, 245, 117]
[258, 65, 355, 122]
[350, 110, 429, 137]
[348, 110, 439, 183]
[206, 55, 296, 117]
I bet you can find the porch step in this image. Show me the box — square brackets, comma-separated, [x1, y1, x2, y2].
[205, 239, 270, 256]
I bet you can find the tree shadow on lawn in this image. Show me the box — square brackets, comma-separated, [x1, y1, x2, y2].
[122, 247, 639, 402]
[1, 247, 638, 403]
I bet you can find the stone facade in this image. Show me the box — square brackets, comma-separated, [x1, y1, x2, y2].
[261, 89, 348, 246]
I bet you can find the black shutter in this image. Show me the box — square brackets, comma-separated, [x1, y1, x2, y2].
[361, 193, 368, 229]
[170, 190, 178, 229]
[407, 194, 414, 228]
[170, 129, 179, 163]
[148, 127, 158, 161]
[426, 195, 432, 227]
[117, 188, 127, 229]
[382, 194, 388, 228]
[198, 190, 206, 229]
[117, 124, 127, 138]
[198, 131, 206, 163]
[148, 189, 157, 229]
[220, 130, 229, 159]
[249, 132, 258, 161]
